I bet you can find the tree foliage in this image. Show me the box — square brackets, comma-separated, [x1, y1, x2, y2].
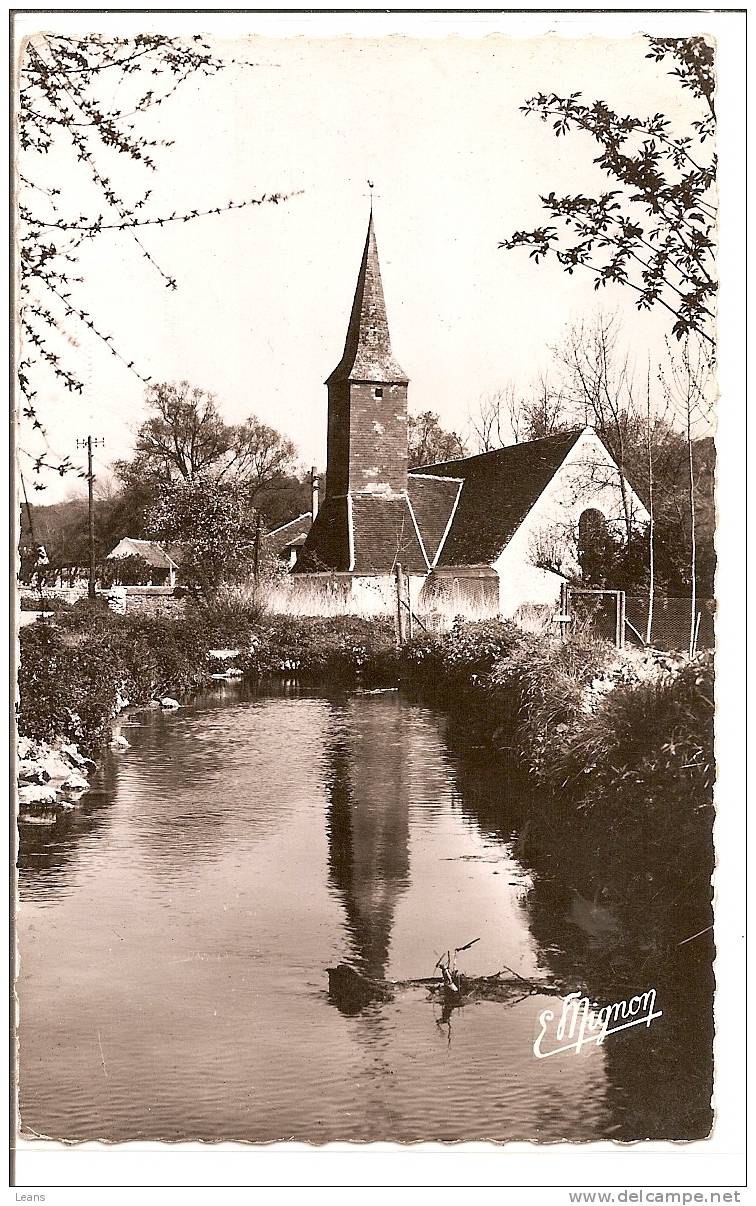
[408, 410, 467, 467]
[146, 476, 261, 596]
[117, 380, 297, 493]
[18, 32, 288, 487]
[501, 36, 716, 347]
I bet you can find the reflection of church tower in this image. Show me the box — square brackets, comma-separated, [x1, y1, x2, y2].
[326, 697, 411, 979]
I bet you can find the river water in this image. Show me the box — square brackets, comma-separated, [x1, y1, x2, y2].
[16, 684, 708, 1143]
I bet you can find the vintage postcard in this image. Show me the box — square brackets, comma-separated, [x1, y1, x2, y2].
[11, 8, 746, 1195]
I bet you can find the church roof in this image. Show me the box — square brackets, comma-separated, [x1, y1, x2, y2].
[293, 492, 428, 575]
[411, 429, 584, 566]
[293, 496, 351, 573]
[406, 474, 463, 564]
[351, 494, 427, 573]
[294, 431, 588, 576]
[326, 214, 409, 385]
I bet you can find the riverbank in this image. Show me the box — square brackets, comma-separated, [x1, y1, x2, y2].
[17, 604, 715, 1137]
[17, 603, 714, 875]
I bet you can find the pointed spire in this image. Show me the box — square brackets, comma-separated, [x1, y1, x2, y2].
[327, 214, 408, 385]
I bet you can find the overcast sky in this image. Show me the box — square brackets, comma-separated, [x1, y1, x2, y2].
[18, 15, 718, 502]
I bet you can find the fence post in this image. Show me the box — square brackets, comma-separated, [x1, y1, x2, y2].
[559, 581, 570, 641]
[615, 590, 627, 650]
[406, 575, 414, 641]
[395, 562, 406, 646]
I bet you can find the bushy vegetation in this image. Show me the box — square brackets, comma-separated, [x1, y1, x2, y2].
[18, 602, 212, 754]
[17, 605, 400, 752]
[18, 609, 714, 882]
[243, 615, 399, 684]
[19, 593, 72, 612]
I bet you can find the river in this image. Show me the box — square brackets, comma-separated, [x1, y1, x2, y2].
[16, 683, 710, 1143]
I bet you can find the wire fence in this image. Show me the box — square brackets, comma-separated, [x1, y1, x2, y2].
[569, 590, 714, 652]
[625, 596, 715, 652]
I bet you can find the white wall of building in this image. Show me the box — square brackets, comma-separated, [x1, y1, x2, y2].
[494, 427, 650, 618]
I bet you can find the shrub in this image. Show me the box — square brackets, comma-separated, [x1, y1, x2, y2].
[19, 593, 72, 613]
[242, 614, 398, 683]
[187, 580, 269, 647]
[18, 608, 212, 753]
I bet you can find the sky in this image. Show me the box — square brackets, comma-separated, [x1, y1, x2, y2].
[17, 15, 716, 502]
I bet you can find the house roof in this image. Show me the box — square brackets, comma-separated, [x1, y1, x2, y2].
[326, 214, 408, 386]
[410, 429, 584, 566]
[264, 512, 313, 554]
[106, 538, 178, 570]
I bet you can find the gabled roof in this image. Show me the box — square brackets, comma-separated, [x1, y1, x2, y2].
[264, 512, 313, 554]
[410, 429, 584, 566]
[294, 430, 602, 576]
[106, 537, 178, 570]
[293, 496, 351, 573]
[326, 214, 408, 385]
[351, 494, 427, 573]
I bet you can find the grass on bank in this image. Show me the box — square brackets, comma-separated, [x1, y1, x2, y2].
[17, 601, 714, 874]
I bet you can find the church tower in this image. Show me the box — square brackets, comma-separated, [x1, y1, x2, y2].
[325, 213, 409, 497]
[294, 213, 428, 578]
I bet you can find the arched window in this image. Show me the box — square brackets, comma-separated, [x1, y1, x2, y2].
[578, 508, 611, 585]
[578, 508, 606, 547]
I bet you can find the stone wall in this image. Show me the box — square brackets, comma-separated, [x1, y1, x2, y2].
[120, 587, 187, 619]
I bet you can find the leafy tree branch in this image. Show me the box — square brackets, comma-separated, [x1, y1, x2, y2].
[500, 36, 716, 348]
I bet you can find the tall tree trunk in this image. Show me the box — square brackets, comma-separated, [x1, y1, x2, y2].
[687, 391, 697, 656]
[645, 361, 655, 645]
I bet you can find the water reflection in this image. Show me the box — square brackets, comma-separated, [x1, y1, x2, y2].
[326, 697, 410, 981]
[17, 757, 119, 898]
[15, 684, 702, 1142]
[450, 740, 714, 1140]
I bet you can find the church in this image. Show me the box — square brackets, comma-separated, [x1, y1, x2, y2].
[292, 214, 649, 619]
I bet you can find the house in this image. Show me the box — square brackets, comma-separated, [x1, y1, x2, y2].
[265, 512, 314, 569]
[105, 537, 180, 588]
[292, 214, 649, 618]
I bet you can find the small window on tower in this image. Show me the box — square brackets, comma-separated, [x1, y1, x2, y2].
[374, 387, 383, 399]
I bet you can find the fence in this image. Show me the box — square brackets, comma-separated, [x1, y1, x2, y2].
[566, 587, 714, 652]
[624, 596, 715, 652]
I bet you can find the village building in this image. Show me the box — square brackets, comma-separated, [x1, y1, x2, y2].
[105, 537, 180, 588]
[292, 214, 649, 618]
[264, 511, 314, 569]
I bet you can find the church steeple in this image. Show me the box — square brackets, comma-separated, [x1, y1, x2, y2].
[325, 214, 410, 498]
[294, 212, 429, 577]
[327, 213, 408, 386]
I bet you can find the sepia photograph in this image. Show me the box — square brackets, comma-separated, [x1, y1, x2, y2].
[10, 6, 745, 1193]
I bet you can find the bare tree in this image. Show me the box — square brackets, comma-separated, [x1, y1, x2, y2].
[468, 385, 519, 451]
[658, 336, 714, 654]
[522, 373, 572, 440]
[556, 312, 639, 539]
[408, 411, 467, 467]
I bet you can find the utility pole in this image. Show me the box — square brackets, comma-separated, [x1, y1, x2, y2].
[76, 435, 104, 600]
